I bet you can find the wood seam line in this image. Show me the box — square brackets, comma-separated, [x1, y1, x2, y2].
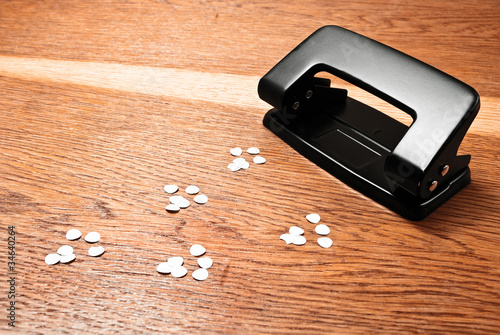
[0, 55, 268, 110]
[0, 55, 497, 137]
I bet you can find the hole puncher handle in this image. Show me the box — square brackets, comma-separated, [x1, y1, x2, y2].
[258, 25, 480, 199]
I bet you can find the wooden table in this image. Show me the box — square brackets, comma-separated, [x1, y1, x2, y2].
[1, 1, 499, 333]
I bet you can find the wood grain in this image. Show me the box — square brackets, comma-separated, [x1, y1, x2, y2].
[0, 0, 499, 334]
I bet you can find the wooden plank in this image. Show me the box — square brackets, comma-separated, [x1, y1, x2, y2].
[0, 0, 499, 333]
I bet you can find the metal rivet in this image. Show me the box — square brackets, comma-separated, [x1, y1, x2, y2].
[441, 164, 450, 176]
[292, 102, 300, 110]
[306, 90, 313, 99]
[429, 180, 438, 192]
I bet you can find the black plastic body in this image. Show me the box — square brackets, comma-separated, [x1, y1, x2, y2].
[259, 26, 480, 220]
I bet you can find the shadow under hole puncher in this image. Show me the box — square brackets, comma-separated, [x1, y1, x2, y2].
[258, 26, 480, 221]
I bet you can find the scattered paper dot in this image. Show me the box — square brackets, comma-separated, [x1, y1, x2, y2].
[230, 147, 243, 156]
[315, 224, 330, 236]
[289, 226, 304, 236]
[192, 268, 209, 281]
[233, 157, 248, 168]
[317, 237, 333, 248]
[171, 266, 188, 278]
[253, 156, 266, 164]
[194, 194, 208, 204]
[178, 198, 190, 208]
[66, 229, 82, 241]
[88, 246, 105, 257]
[170, 196, 190, 208]
[157, 262, 173, 274]
[190, 244, 206, 257]
[60, 254, 76, 264]
[164, 184, 179, 194]
[84, 232, 100, 243]
[185, 185, 200, 195]
[165, 204, 180, 212]
[228, 163, 240, 171]
[169, 195, 184, 204]
[247, 147, 260, 155]
[280, 233, 294, 244]
[197, 257, 213, 269]
[306, 213, 321, 224]
[57, 245, 74, 256]
[292, 235, 307, 245]
[168, 256, 184, 267]
[239, 160, 250, 170]
[45, 253, 61, 265]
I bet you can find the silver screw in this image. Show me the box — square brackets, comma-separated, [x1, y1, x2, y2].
[292, 102, 300, 110]
[306, 90, 313, 99]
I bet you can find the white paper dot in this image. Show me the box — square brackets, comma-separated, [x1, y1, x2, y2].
[164, 184, 179, 194]
[85, 232, 100, 243]
[66, 229, 82, 241]
[233, 157, 248, 168]
[306, 213, 321, 224]
[228, 163, 240, 171]
[289, 226, 304, 236]
[57, 245, 74, 256]
[197, 257, 213, 269]
[157, 262, 173, 274]
[280, 233, 294, 244]
[88, 246, 105, 257]
[185, 185, 200, 195]
[192, 268, 209, 281]
[247, 147, 260, 155]
[317, 237, 333, 248]
[178, 198, 190, 208]
[165, 204, 180, 212]
[168, 256, 184, 267]
[60, 254, 76, 264]
[240, 160, 250, 169]
[171, 266, 188, 278]
[253, 156, 266, 164]
[315, 224, 330, 235]
[170, 196, 190, 208]
[230, 147, 243, 156]
[292, 235, 307, 245]
[169, 195, 185, 205]
[45, 253, 61, 265]
[194, 194, 208, 204]
[190, 244, 206, 257]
